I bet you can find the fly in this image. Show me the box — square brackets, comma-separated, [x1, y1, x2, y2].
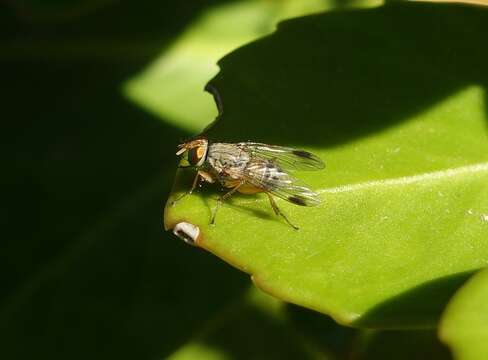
[172, 137, 325, 230]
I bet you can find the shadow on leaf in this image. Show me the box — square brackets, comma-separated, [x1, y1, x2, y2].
[207, 2, 488, 147]
[354, 270, 476, 329]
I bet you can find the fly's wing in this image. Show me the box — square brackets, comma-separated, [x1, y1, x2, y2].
[237, 142, 325, 171]
[243, 159, 321, 206]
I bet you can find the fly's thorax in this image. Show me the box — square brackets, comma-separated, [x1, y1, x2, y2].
[207, 143, 251, 176]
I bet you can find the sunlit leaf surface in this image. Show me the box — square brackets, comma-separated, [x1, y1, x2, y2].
[165, 2, 488, 328]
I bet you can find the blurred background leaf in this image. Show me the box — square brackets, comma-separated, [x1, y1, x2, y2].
[440, 268, 488, 360]
[353, 329, 451, 359]
[125, 0, 381, 133]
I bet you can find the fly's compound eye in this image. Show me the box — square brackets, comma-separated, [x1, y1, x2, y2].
[188, 146, 207, 167]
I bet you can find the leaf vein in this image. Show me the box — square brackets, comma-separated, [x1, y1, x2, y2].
[319, 162, 488, 194]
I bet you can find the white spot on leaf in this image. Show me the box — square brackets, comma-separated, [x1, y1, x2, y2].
[173, 222, 200, 246]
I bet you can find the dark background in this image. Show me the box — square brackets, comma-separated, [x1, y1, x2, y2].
[1, 1, 250, 359]
[0, 1, 453, 359]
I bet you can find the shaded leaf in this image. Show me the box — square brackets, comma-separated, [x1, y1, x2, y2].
[168, 288, 330, 360]
[354, 329, 451, 360]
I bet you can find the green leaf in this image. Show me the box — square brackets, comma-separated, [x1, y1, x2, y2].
[440, 268, 488, 360]
[124, 0, 381, 133]
[2, 1, 386, 359]
[165, 2, 488, 328]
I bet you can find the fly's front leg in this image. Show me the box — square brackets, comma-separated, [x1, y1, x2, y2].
[210, 181, 244, 225]
[171, 171, 214, 206]
[266, 193, 299, 230]
[171, 172, 200, 206]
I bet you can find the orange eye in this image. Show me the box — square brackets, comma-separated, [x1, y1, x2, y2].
[196, 146, 205, 159]
[188, 146, 205, 166]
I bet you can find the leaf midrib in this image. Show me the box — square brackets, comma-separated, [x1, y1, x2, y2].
[319, 161, 488, 195]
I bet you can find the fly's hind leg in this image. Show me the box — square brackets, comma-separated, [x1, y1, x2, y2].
[210, 181, 244, 225]
[266, 193, 299, 230]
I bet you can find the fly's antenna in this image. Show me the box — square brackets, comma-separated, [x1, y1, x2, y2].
[176, 143, 187, 155]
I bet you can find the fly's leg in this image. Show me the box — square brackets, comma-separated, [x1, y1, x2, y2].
[171, 172, 201, 206]
[210, 181, 244, 225]
[266, 193, 299, 230]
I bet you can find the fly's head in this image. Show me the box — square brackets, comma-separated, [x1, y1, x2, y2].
[176, 138, 209, 168]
